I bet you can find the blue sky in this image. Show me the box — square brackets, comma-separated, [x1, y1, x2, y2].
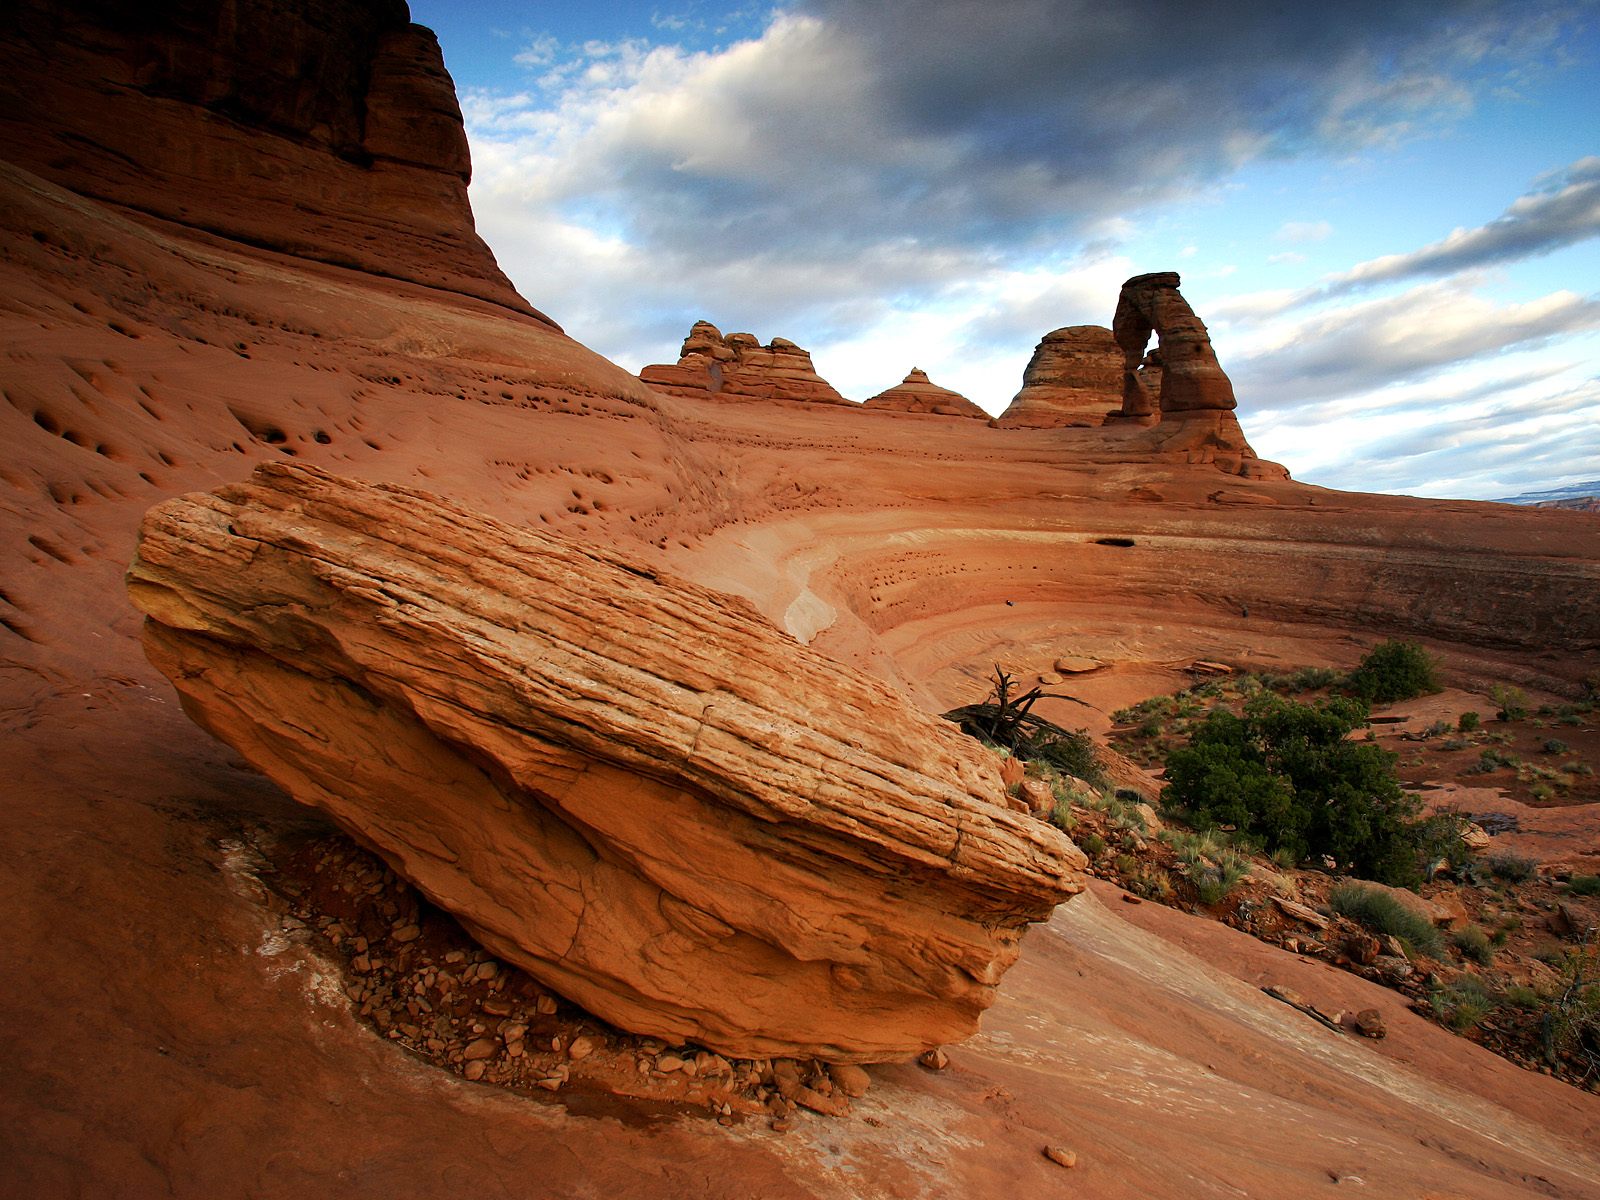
[410, 0, 1600, 499]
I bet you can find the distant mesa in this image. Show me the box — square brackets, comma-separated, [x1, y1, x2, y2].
[862, 368, 988, 419]
[639, 321, 853, 405]
[995, 325, 1123, 428]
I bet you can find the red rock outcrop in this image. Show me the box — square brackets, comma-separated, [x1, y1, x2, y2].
[0, 0, 544, 322]
[862, 368, 988, 418]
[995, 325, 1123, 428]
[640, 321, 852, 405]
[1113, 271, 1236, 415]
[127, 462, 1086, 1063]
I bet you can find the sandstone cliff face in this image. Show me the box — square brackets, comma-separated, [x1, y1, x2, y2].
[127, 462, 1086, 1063]
[995, 326, 1123, 428]
[640, 321, 852, 405]
[0, 0, 543, 321]
[862, 368, 988, 419]
[1113, 272, 1236, 415]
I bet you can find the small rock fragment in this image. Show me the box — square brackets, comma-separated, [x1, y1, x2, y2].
[463, 1037, 499, 1061]
[463, 1060, 486, 1081]
[568, 1036, 596, 1061]
[1352, 1009, 1387, 1039]
[391, 923, 420, 943]
[918, 1048, 950, 1071]
[1044, 1146, 1078, 1169]
[657, 1054, 686, 1074]
[829, 1063, 871, 1098]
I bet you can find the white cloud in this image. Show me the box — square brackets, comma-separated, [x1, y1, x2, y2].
[1275, 220, 1334, 243]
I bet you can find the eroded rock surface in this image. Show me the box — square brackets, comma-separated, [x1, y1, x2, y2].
[640, 321, 852, 405]
[862, 368, 988, 419]
[127, 462, 1085, 1062]
[995, 326, 1123, 428]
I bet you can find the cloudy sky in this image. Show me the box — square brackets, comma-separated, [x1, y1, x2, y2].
[409, 0, 1600, 500]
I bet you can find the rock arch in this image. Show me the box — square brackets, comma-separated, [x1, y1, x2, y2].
[1112, 272, 1237, 416]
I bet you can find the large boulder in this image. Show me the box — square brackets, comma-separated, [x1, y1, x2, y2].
[127, 463, 1085, 1062]
[639, 321, 853, 405]
[995, 326, 1123, 428]
[862, 368, 988, 419]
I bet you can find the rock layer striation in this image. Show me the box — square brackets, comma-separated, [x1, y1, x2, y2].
[127, 462, 1085, 1062]
[640, 321, 852, 405]
[996, 326, 1124, 428]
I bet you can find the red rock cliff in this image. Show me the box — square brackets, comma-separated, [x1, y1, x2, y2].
[0, 0, 546, 322]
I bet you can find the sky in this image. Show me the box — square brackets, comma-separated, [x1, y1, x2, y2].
[408, 0, 1600, 500]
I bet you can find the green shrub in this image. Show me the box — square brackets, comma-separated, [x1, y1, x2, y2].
[1568, 876, 1600, 897]
[1543, 738, 1570, 755]
[1081, 833, 1106, 858]
[1490, 683, 1528, 722]
[1431, 977, 1494, 1031]
[1457, 711, 1481, 732]
[1346, 640, 1440, 704]
[1048, 798, 1077, 833]
[1453, 925, 1494, 966]
[1504, 984, 1541, 1008]
[1162, 694, 1426, 885]
[1488, 853, 1537, 882]
[1329, 883, 1445, 957]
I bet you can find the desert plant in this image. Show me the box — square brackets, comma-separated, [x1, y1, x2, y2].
[1458, 711, 1481, 732]
[1431, 977, 1495, 1032]
[1345, 640, 1440, 704]
[1543, 738, 1571, 755]
[1539, 938, 1600, 1079]
[1504, 985, 1542, 1008]
[1081, 833, 1106, 858]
[1329, 883, 1445, 957]
[1568, 876, 1600, 897]
[944, 667, 1106, 786]
[1163, 694, 1427, 885]
[1048, 798, 1077, 833]
[1491, 683, 1528, 722]
[1454, 925, 1494, 966]
[1488, 853, 1537, 883]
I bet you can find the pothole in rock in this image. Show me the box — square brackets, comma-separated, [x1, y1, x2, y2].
[260, 831, 873, 1130]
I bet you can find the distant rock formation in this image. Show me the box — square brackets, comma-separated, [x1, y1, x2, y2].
[994, 326, 1123, 428]
[639, 322, 852, 405]
[862, 369, 988, 419]
[1113, 272, 1236, 416]
[0, 0, 543, 322]
[128, 463, 1086, 1062]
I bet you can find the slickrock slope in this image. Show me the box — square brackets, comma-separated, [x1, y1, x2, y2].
[0, 0, 542, 321]
[862, 369, 988, 418]
[995, 325, 1123, 428]
[640, 320, 853, 405]
[128, 462, 1084, 1062]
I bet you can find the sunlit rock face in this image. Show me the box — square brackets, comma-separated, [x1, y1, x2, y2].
[863, 368, 989, 419]
[128, 463, 1087, 1063]
[995, 326, 1123, 428]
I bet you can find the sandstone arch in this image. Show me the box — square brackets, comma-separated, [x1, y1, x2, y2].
[1113, 272, 1237, 416]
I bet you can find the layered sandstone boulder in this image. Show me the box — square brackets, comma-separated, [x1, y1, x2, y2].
[862, 368, 988, 419]
[127, 463, 1085, 1062]
[995, 326, 1123, 428]
[640, 321, 852, 405]
[0, 0, 543, 322]
[1113, 272, 1236, 415]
